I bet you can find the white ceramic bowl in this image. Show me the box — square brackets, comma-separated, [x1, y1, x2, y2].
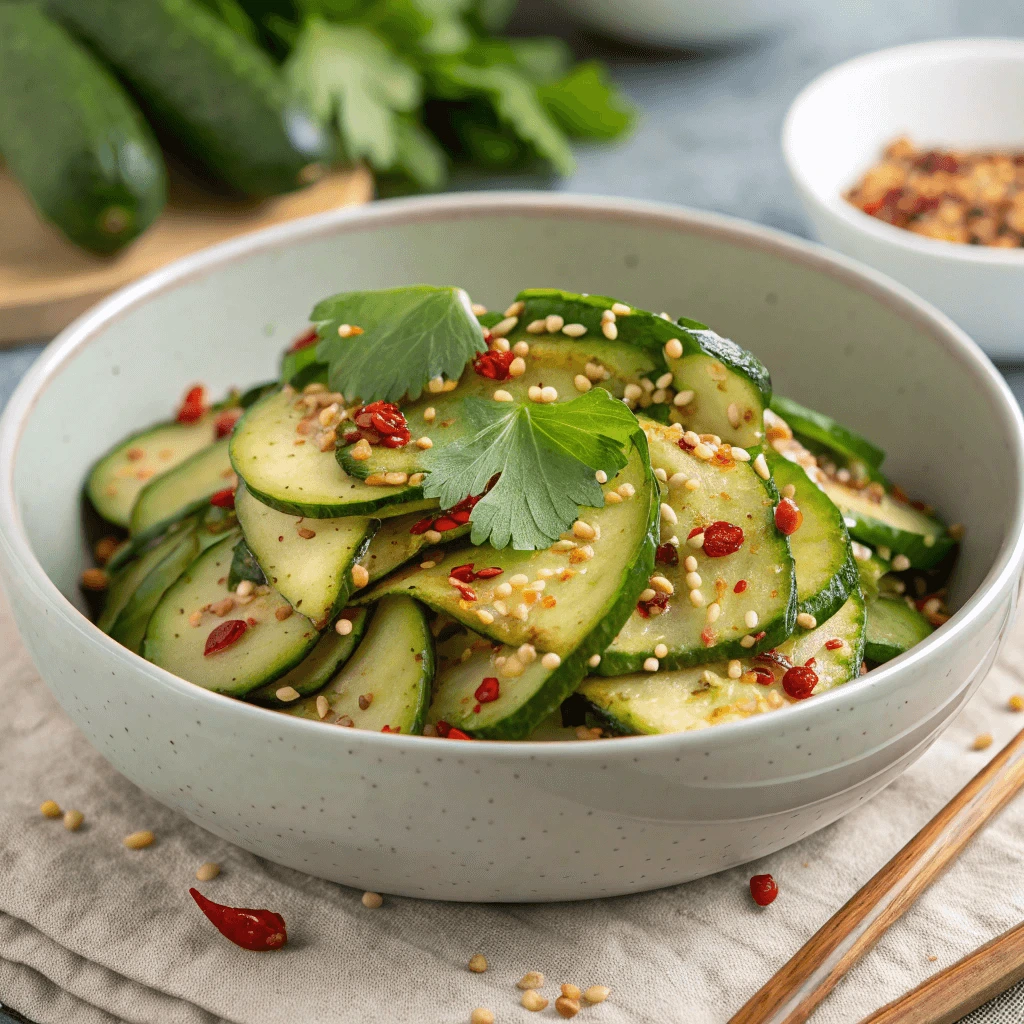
[783, 39, 1024, 360]
[2, 193, 1023, 902]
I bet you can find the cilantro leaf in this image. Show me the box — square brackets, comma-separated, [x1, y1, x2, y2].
[313, 285, 486, 403]
[539, 61, 636, 140]
[423, 389, 640, 549]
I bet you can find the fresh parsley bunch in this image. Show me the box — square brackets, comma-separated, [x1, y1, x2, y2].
[198, 0, 635, 190]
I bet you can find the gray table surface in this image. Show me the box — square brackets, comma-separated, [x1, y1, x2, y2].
[3, 2, 1023, 1021]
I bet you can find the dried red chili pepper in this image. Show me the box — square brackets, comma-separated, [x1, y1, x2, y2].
[435, 721, 471, 740]
[636, 592, 670, 618]
[381, 724, 400, 733]
[749, 874, 778, 906]
[176, 385, 206, 424]
[774, 498, 803, 536]
[473, 349, 515, 380]
[214, 408, 242, 439]
[687, 526, 704, 540]
[751, 667, 775, 686]
[825, 638, 843, 651]
[755, 649, 793, 671]
[287, 327, 318, 353]
[433, 516, 460, 533]
[204, 620, 247, 656]
[734, 579, 748, 594]
[449, 563, 476, 583]
[408, 492, 486, 535]
[782, 664, 818, 700]
[677, 435, 696, 452]
[189, 888, 287, 951]
[209, 488, 236, 509]
[475, 677, 500, 703]
[347, 401, 410, 449]
[701, 521, 744, 557]
[474, 567, 503, 580]
[451, 582, 477, 602]
[655, 543, 679, 566]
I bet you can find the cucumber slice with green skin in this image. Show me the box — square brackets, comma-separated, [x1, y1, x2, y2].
[360, 441, 658, 658]
[227, 538, 267, 591]
[87, 412, 220, 528]
[106, 500, 234, 574]
[49, 0, 329, 197]
[234, 482, 375, 627]
[110, 526, 203, 654]
[358, 512, 471, 585]
[818, 478, 955, 570]
[130, 436, 234, 541]
[248, 607, 369, 706]
[597, 420, 796, 676]
[767, 450, 858, 626]
[231, 390, 435, 519]
[855, 548, 890, 600]
[145, 535, 319, 697]
[865, 595, 933, 664]
[283, 597, 433, 734]
[770, 395, 884, 470]
[580, 591, 866, 735]
[0, 4, 166, 255]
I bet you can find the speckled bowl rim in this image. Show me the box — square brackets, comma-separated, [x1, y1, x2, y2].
[782, 37, 1024, 265]
[2, 191, 1023, 757]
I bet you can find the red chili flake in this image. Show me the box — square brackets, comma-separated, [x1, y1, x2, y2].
[825, 639, 843, 651]
[655, 543, 679, 566]
[700, 626, 716, 647]
[433, 516, 460, 532]
[804, 657, 816, 668]
[755, 648, 792, 671]
[381, 724, 400, 733]
[434, 721, 451, 737]
[409, 516, 434, 535]
[355, 401, 411, 448]
[702, 521, 744, 557]
[176, 385, 206, 424]
[636, 592, 670, 618]
[452, 582, 477, 602]
[782, 664, 819, 700]
[189, 887, 286, 951]
[752, 667, 775, 686]
[214, 408, 242, 438]
[435, 721, 472, 740]
[677, 435, 695, 452]
[246, 617, 257, 627]
[204, 620, 247, 656]
[474, 567, 503, 580]
[408, 492, 486, 535]
[917, 151, 959, 174]
[287, 327, 318, 353]
[475, 677, 500, 703]
[449, 563, 477, 583]
[687, 526, 704, 540]
[734, 579, 748, 594]
[774, 498, 803, 536]
[209, 488, 236, 509]
[749, 874, 778, 907]
[862, 186, 903, 216]
[473, 349, 516, 380]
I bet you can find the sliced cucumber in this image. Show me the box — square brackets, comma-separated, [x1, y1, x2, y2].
[248, 607, 368, 706]
[358, 511, 470, 585]
[770, 395, 884, 469]
[580, 591, 865, 734]
[144, 535, 318, 696]
[87, 412, 219, 528]
[767, 450, 857, 626]
[597, 419, 796, 675]
[234, 482, 375, 626]
[228, 538, 267, 591]
[130, 437, 233, 541]
[856, 548, 890, 600]
[230, 390, 434, 518]
[865, 596, 933, 664]
[819, 478, 954, 570]
[283, 596, 432, 734]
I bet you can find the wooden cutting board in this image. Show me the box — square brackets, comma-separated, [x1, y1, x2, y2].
[0, 163, 374, 345]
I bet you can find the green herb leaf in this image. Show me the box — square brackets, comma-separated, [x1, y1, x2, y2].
[423, 389, 640, 549]
[228, 539, 267, 591]
[539, 61, 635, 140]
[313, 286, 486, 403]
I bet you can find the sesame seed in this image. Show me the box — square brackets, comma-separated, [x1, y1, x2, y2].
[541, 652, 561, 669]
[337, 323, 352, 337]
[674, 390, 695, 407]
[684, 555, 698, 572]
[492, 389, 514, 402]
[471, 1009, 494, 1024]
[685, 570, 702, 589]
[617, 482, 635, 498]
[602, 321, 618, 340]
[491, 316, 518, 337]
[796, 612, 817, 629]
[518, 643, 537, 663]
[612, 302, 631, 315]
[423, 407, 436, 423]
[528, 385, 543, 402]
[654, 467, 668, 482]
[526, 319, 547, 334]
[973, 733, 993, 751]
[513, 340, 530, 356]
[505, 300, 525, 317]
[665, 338, 683, 359]
[689, 589, 705, 607]
[1010, 695, 1024, 712]
[744, 610, 759, 628]
[562, 323, 587, 337]
[728, 659, 742, 679]
[583, 986, 611, 1005]
[706, 602, 721, 624]
[684, 430, 701, 447]
[276, 685, 301, 702]
[574, 374, 592, 393]
[492, 337, 510, 353]
[782, 483, 796, 498]
[753, 453, 770, 480]
[569, 545, 594, 563]
[361, 891, 383, 909]
[572, 520, 596, 540]
[877, 546, 892, 561]
[424, 529, 442, 544]
[428, 376, 445, 393]
[595, 470, 608, 483]
[123, 830, 155, 850]
[419, 561, 436, 569]
[588, 654, 602, 667]
[477, 610, 495, 625]
[351, 565, 370, 589]
[585, 361, 607, 382]
[660, 502, 678, 525]
[493, 581, 513, 598]
[729, 446, 751, 462]
[601, 309, 616, 323]
[623, 383, 643, 401]
[521, 990, 548, 1012]
[316, 695, 330, 718]
[350, 438, 372, 461]
[852, 541, 872, 562]
[639, 588, 656, 602]
[526, 580, 546, 592]
[384, 472, 408, 486]
[651, 575, 674, 595]
[471, 303, 488, 316]
[892, 554, 911, 572]
[687, 531, 705, 549]
[503, 654, 525, 675]
[235, 580, 254, 597]
[654, 643, 669, 658]
[540, 386, 559, 403]
[468, 953, 489, 973]
[640, 377, 655, 394]
[507, 356, 526, 377]
[740, 634, 756, 648]
[545, 314, 564, 333]
[694, 442, 714, 460]
[727, 403, 741, 429]
[409, 473, 425, 486]
[684, 477, 701, 491]
[551, 539, 577, 551]
[492, 600, 508, 616]
[644, 657, 660, 672]
[604, 492, 623, 504]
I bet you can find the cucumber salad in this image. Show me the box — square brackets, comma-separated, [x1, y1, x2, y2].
[82, 287, 960, 740]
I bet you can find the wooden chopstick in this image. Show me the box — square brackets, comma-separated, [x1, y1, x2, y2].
[857, 919, 1024, 1024]
[727, 725, 1024, 1024]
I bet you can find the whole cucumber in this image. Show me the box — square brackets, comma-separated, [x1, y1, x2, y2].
[49, 0, 330, 197]
[0, 4, 166, 254]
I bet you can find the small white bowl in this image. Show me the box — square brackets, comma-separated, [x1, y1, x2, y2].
[2, 193, 1023, 901]
[783, 39, 1024, 360]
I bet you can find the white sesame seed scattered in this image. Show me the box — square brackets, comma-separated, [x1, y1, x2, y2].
[337, 323, 352, 337]
[616, 482, 635, 498]
[471, 303, 488, 316]
[424, 529, 442, 544]
[491, 337, 510, 353]
[706, 602, 721, 624]
[685, 571, 702, 589]
[684, 555, 698, 572]
[687, 532, 705, 549]
[512, 604, 530, 622]
[416, 436, 434, 449]
[644, 657, 660, 672]
[572, 520, 596, 540]
[235, 579, 254, 597]
[491, 315, 518, 337]
[728, 659, 742, 679]
[612, 302, 631, 316]
[605, 492, 623, 504]
[510, 574, 529, 588]
[654, 643, 669, 658]
[526, 319, 547, 334]
[740, 634, 756, 648]
[877, 546, 892, 561]
[674, 390, 695, 407]
[684, 477, 701, 491]
[689, 589, 705, 607]
[518, 643, 537, 663]
[640, 378, 655, 394]
[336, 618, 354, 636]
[574, 374, 592, 393]
[508, 356, 527, 377]
[782, 483, 796, 499]
[545, 314, 564, 333]
[423, 407, 436, 423]
[551, 539, 577, 551]
[623, 383, 643, 402]
[316, 695, 330, 718]
[652, 389, 668, 404]
[493, 389, 514, 403]
[694, 442, 714, 461]
[602, 321, 618, 340]
[477, 609, 495, 625]
[276, 685, 301, 702]
[654, 371, 673, 390]
[540, 386, 558, 403]
[664, 338, 683, 359]
[562, 322, 587, 337]
[503, 654, 525, 676]
[660, 502, 678, 525]
[588, 654, 602, 668]
[420, 560, 436, 569]
[892, 554, 911, 572]
[753, 453, 770, 480]
[595, 470, 608, 484]
[651, 575, 673, 595]
[526, 580, 546, 592]
[654, 467, 668, 482]
[513, 340, 530, 356]
[541, 652, 561, 670]
[744, 610, 759, 628]
[505, 300, 525, 318]
[428, 376, 445, 393]
[494, 581, 513, 598]
[537, 567, 556, 578]
[796, 612, 817, 629]
[727, 403, 741, 429]
[528, 385, 543, 403]
[683, 430, 701, 447]
[852, 542, 872, 562]
[601, 309, 616, 323]
[492, 600, 508, 616]
[639, 588, 656, 602]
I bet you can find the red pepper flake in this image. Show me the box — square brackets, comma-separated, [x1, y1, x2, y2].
[450, 563, 477, 583]
[701, 626, 716, 647]
[204, 620, 247, 656]
[687, 526, 704, 540]
[734, 579, 748, 594]
[702, 521, 744, 557]
[755, 648, 792, 671]
[749, 874, 778, 907]
[347, 401, 410, 449]
[176, 385, 206, 424]
[409, 492, 486, 535]
[782, 664, 819, 700]
[475, 567, 503, 579]
[655, 543, 679, 566]
[804, 657, 816, 668]
[189, 887, 287, 951]
[752, 666, 775, 686]
[246, 617, 258, 627]
[435, 721, 472, 740]
[774, 498, 803, 536]
[209, 488, 236, 509]
[637, 592, 670, 618]
[825, 638, 843, 651]
[381, 724, 400, 733]
[475, 677, 500, 703]
[214, 408, 243, 439]
[678, 435, 695, 452]
[452, 582, 477, 602]
[433, 516, 460, 533]
[287, 327, 318, 353]
[473, 349, 515, 380]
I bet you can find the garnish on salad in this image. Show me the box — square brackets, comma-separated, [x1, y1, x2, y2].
[82, 286, 960, 740]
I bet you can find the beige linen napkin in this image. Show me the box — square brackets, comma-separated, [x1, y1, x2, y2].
[3, 582, 1024, 1024]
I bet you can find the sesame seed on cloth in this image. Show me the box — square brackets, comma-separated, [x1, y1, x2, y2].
[2, 585, 1024, 1024]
